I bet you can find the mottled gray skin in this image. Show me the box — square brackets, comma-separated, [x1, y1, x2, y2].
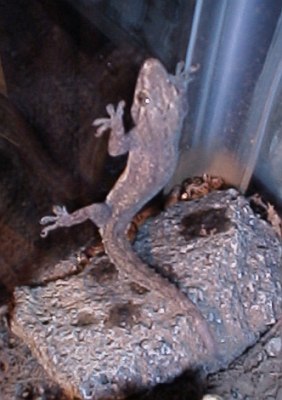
[104, 58, 187, 224]
[40, 59, 217, 355]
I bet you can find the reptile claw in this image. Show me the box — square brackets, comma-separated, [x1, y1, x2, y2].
[93, 120, 111, 137]
[40, 205, 68, 225]
[175, 61, 185, 76]
[40, 227, 52, 238]
[116, 100, 125, 115]
[171, 61, 189, 91]
[40, 215, 61, 238]
[40, 205, 69, 237]
[40, 215, 59, 225]
[105, 103, 115, 116]
[93, 101, 126, 138]
[52, 205, 68, 217]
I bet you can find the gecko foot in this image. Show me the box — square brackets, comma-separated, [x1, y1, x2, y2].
[170, 61, 189, 92]
[40, 205, 71, 237]
[93, 100, 125, 137]
[40, 203, 112, 238]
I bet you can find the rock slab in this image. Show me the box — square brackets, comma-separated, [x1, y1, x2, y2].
[11, 190, 282, 399]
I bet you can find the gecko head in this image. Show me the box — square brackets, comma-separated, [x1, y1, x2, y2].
[131, 58, 185, 128]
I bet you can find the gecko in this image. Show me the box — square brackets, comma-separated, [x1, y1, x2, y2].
[40, 58, 217, 356]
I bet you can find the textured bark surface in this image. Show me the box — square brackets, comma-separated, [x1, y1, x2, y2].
[9, 190, 282, 399]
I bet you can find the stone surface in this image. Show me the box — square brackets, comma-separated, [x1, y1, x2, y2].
[265, 337, 282, 357]
[207, 318, 282, 399]
[0, 318, 67, 400]
[10, 190, 282, 399]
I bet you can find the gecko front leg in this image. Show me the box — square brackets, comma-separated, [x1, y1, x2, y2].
[40, 203, 111, 237]
[40, 100, 131, 237]
[169, 61, 189, 94]
[93, 100, 131, 156]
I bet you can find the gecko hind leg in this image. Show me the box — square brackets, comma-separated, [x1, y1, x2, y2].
[40, 202, 111, 237]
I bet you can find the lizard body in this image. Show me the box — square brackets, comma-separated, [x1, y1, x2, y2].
[41, 58, 217, 355]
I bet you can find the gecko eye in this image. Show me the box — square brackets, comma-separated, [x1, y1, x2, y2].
[137, 91, 151, 106]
